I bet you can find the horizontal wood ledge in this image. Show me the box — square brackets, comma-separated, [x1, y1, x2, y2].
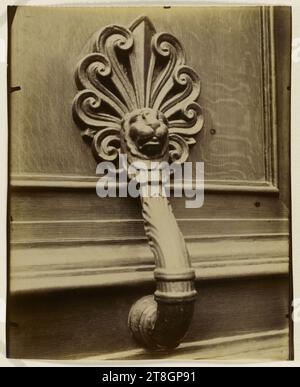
[10, 219, 289, 245]
[10, 234, 290, 293]
[11, 174, 279, 194]
[81, 328, 289, 361]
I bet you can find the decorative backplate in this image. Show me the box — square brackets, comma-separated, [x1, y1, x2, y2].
[73, 16, 204, 165]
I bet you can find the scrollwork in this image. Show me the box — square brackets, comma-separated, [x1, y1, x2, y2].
[73, 16, 203, 163]
[168, 133, 190, 164]
[92, 128, 121, 162]
[148, 32, 186, 110]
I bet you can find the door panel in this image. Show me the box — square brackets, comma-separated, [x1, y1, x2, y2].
[8, 6, 291, 360]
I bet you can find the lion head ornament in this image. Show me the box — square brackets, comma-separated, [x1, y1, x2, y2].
[122, 108, 169, 163]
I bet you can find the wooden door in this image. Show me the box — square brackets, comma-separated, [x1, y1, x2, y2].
[8, 6, 291, 360]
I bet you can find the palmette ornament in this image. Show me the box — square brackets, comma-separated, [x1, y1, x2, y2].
[73, 16, 204, 350]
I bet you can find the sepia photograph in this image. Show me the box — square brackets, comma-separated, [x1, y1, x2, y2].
[6, 4, 292, 362]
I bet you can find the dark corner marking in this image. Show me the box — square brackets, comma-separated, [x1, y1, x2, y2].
[6, 4, 19, 360]
[10, 86, 21, 93]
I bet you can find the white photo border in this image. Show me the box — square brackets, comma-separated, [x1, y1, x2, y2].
[0, 0, 299, 367]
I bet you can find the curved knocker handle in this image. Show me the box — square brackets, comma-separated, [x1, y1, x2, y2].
[128, 185, 197, 350]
